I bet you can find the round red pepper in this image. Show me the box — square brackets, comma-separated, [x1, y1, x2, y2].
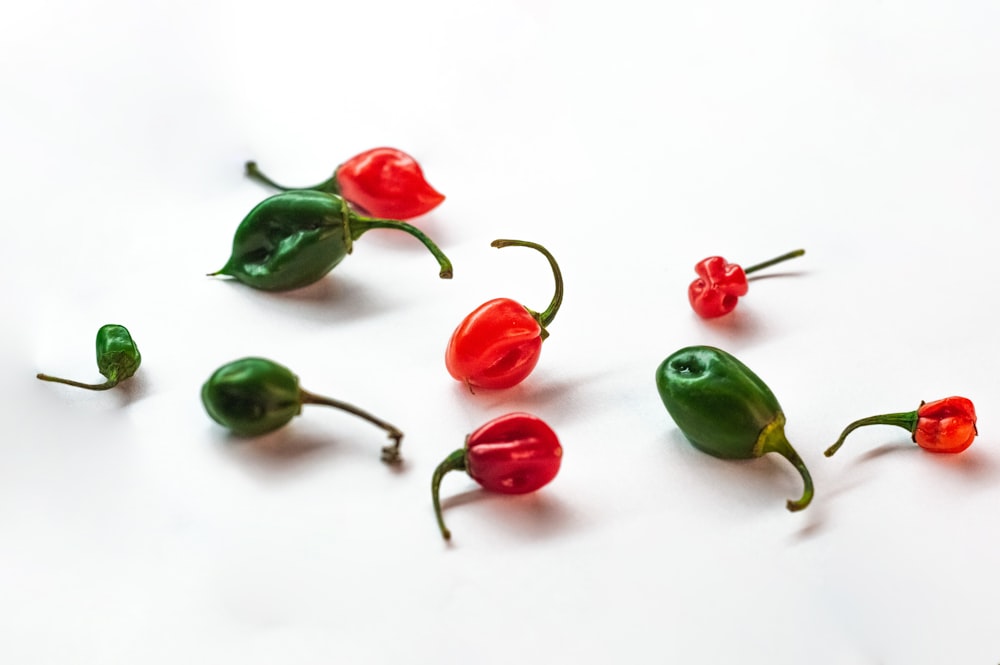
[335, 147, 445, 220]
[445, 239, 563, 391]
[688, 249, 805, 319]
[244, 147, 445, 220]
[431, 412, 563, 541]
[825, 396, 978, 457]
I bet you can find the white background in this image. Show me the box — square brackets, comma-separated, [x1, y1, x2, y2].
[3, 1, 999, 663]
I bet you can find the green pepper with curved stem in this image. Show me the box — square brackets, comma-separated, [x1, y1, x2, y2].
[37, 324, 141, 391]
[655, 345, 814, 511]
[209, 190, 452, 292]
[201, 357, 404, 464]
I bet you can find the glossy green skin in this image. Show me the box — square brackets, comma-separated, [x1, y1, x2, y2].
[201, 357, 302, 436]
[217, 190, 352, 292]
[655, 345, 781, 459]
[96, 324, 141, 383]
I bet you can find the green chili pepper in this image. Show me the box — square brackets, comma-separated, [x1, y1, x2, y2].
[208, 190, 453, 292]
[201, 357, 404, 463]
[655, 345, 814, 511]
[37, 324, 141, 391]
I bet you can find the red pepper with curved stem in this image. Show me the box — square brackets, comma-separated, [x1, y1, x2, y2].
[245, 147, 445, 220]
[825, 396, 978, 457]
[445, 239, 564, 391]
[431, 412, 563, 541]
[688, 249, 805, 319]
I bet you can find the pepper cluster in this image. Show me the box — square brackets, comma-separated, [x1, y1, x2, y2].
[35, 144, 981, 548]
[38, 147, 566, 543]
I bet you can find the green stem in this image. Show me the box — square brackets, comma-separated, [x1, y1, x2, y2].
[490, 239, 563, 332]
[431, 448, 467, 540]
[824, 411, 918, 457]
[244, 161, 341, 195]
[350, 216, 453, 279]
[36, 373, 118, 391]
[760, 429, 814, 512]
[744, 249, 805, 275]
[299, 388, 404, 464]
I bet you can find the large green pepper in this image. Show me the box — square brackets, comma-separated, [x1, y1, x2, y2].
[37, 324, 141, 391]
[209, 190, 453, 292]
[655, 345, 813, 511]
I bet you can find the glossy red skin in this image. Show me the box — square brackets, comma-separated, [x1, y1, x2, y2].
[914, 397, 978, 453]
[445, 298, 543, 390]
[466, 413, 562, 494]
[335, 147, 445, 220]
[688, 256, 749, 319]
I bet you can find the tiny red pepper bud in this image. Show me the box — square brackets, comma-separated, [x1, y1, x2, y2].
[245, 147, 445, 220]
[445, 239, 563, 391]
[824, 396, 978, 457]
[431, 412, 563, 541]
[688, 249, 805, 319]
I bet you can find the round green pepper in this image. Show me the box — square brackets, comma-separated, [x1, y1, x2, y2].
[655, 345, 814, 511]
[201, 357, 404, 464]
[209, 190, 453, 292]
[37, 324, 141, 391]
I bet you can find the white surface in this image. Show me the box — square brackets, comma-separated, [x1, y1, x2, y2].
[3, 2, 1000, 663]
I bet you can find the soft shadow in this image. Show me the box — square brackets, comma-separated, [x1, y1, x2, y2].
[856, 441, 913, 462]
[662, 429, 813, 515]
[215, 273, 391, 323]
[696, 307, 765, 344]
[218, 426, 410, 478]
[116, 372, 152, 406]
[447, 367, 617, 418]
[222, 428, 332, 469]
[746, 269, 808, 283]
[791, 503, 830, 541]
[923, 445, 998, 485]
[440, 488, 579, 545]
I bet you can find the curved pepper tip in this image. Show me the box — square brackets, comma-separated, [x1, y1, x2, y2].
[785, 491, 813, 512]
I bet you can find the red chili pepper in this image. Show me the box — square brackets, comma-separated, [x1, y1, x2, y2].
[445, 239, 563, 391]
[688, 249, 805, 319]
[244, 147, 445, 220]
[431, 412, 563, 540]
[825, 396, 978, 457]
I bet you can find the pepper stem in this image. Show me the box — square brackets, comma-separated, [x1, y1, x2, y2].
[757, 420, 814, 512]
[431, 448, 468, 540]
[36, 372, 118, 391]
[744, 249, 805, 275]
[298, 388, 404, 464]
[350, 216, 453, 279]
[490, 239, 564, 332]
[823, 410, 919, 457]
[244, 161, 341, 195]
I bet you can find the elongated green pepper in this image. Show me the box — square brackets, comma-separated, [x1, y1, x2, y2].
[655, 345, 813, 511]
[37, 324, 141, 391]
[201, 357, 403, 463]
[209, 190, 452, 292]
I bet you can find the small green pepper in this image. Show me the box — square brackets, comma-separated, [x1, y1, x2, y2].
[208, 190, 453, 292]
[201, 357, 403, 463]
[37, 324, 141, 391]
[655, 345, 814, 511]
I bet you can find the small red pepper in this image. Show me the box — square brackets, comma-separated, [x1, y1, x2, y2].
[431, 412, 563, 541]
[445, 239, 563, 391]
[825, 396, 978, 457]
[245, 147, 445, 220]
[688, 249, 805, 319]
